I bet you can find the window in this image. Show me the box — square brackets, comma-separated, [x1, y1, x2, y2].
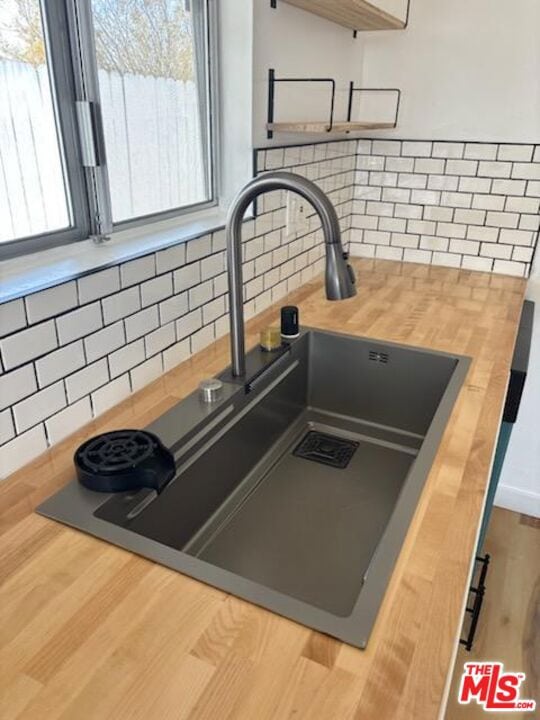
[0, 0, 216, 258]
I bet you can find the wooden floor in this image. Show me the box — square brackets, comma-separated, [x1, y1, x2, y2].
[445, 507, 540, 719]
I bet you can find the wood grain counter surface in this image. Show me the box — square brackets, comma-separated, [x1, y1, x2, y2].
[0, 259, 527, 720]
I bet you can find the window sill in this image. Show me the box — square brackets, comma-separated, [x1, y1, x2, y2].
[0, 207, 230, 304]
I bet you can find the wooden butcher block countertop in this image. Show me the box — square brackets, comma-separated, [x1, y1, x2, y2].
[0, 259, 527, 720]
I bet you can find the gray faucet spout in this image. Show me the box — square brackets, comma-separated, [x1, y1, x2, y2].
[226, 171, 356, 377]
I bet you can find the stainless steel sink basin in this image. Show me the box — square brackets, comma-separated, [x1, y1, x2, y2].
[38, 328, 470, 648]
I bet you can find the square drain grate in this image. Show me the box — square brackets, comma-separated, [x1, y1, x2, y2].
[293, 431, 359, 470]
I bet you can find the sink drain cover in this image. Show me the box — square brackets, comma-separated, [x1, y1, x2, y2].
[293, 431, 359, 469]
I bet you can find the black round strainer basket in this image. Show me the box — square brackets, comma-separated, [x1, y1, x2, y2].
[74, 429, 175, 493]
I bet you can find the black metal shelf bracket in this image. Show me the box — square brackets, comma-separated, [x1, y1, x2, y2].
[460, 554, 490, 652]
[346, 83, 401, 127]
[267, 68, 337, 139]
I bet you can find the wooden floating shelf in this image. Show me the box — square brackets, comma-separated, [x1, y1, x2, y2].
[280, 0, 406, 31]
[267, 121, 396, 134]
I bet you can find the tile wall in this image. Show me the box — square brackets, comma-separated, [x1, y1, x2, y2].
[350, 140, 540, 277]
[0, 140, 356, 477]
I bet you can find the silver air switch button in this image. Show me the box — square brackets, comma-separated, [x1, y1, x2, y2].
[199, 378, 224, 403]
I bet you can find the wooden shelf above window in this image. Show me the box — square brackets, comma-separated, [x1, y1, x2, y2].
[279, 0, 406, 31]
[267, 121, 396, 134]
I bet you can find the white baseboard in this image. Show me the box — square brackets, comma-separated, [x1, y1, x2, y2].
[494, 484, 540, 518]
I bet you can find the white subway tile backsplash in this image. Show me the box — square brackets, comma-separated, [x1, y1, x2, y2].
[78, 267, 120, 303]
[201, 253, 225, 280]
[467, 226, 500, 243]
[440, 191, 472, 208]
[480, 243, 512, 259]
[453, 209, 486, 226]
[472, 194, 505, 211]
[432, 142, 464, 159]
[109, 340, 145, 378]
[162, 338, 191, 371]
[437, 222, 466, 239]
[499, 229, 534, 246]
[411, 189, 441, 205]
[512, 163, 540, 180]
[381, 187, 411, 203]
[478, 161, 512, 178]
[379, 217, 407, 233]
[420, 235, 449, 252]
[36, 340, 85, 387]
[403, 248, 432, 263]
[0, 424, 47, 477]
[512, 246, 535, 263]
[376, 246, 403, 261]
[385, 157, 414, 173]
[0, 299, 26, 337]
[158, 293, 188, 325]
[463, 144, 497, 161]
[423, 206, 453, 222]
[125, 306, 159, 342]
[91, 375, 131, 416]
[45, 397, 92, 444]
[121, 256, 156, 288]
[0, 364, 37, 411]
[519, 214, 540, 231]
[25, 282, 77, 324]
[459, 177, 492, 194]
[0, 409, 14, 445]
[427, 175, 459, 191]
[156, 243, 186, 274]
[497, 145, 534, 162]
[173, 263, 201, 293]
[102, 286, 140, 324]
[130, 355, 163, 392]
[364, 230, 390, 246]
[461, 256, 493, 272]
[390, 233, 419, 249]
[65, 359, 108, 403]
[190, 325, 216, 355]
[84, 322, 126, 363]
[486, 212, 519, 229]
[491, 179, 526, 196]
[394, 203, 423, 219]
[402, 141, 432, 157]
[0, 320, 57, 370]
[13, 381, 65, 433]
[145, 323, 175, 357]
[446, 159, 478, 176]
[189, 280, 214, 310]
[371, 140, 400, 156]
[505, 196, 539, 213]
[176, 309, 202, 340]
[186, 235, 212, 262]
[449, 239, 480, 255]
[432, 252, 461, 268]
[414, 158, 445, 174]
[57, 303, 102, 345]
[398, 173, 427, 189]
[493, 260, 526, 277]
[141, 274, 173, 308]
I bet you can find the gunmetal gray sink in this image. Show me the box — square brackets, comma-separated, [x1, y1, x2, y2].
[38, 328, 470, 648]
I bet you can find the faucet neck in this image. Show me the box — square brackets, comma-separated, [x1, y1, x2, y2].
[226, 171, 351, 378]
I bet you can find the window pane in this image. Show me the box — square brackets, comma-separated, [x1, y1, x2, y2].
[91, 0, 212, 224]
[0, 0, 72, 244]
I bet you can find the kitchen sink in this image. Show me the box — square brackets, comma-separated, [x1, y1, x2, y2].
[38, 328, 470, 648]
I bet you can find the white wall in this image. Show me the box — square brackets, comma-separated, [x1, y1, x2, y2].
[358, 0, 540, 142]
[252, 0, 363, 147]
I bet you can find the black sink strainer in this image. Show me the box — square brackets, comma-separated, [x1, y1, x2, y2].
[293, 431, 359, 469]
[74, 429, 175, 493]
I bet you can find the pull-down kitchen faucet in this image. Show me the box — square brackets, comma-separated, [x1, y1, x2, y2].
[226, 171, 357, 377]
